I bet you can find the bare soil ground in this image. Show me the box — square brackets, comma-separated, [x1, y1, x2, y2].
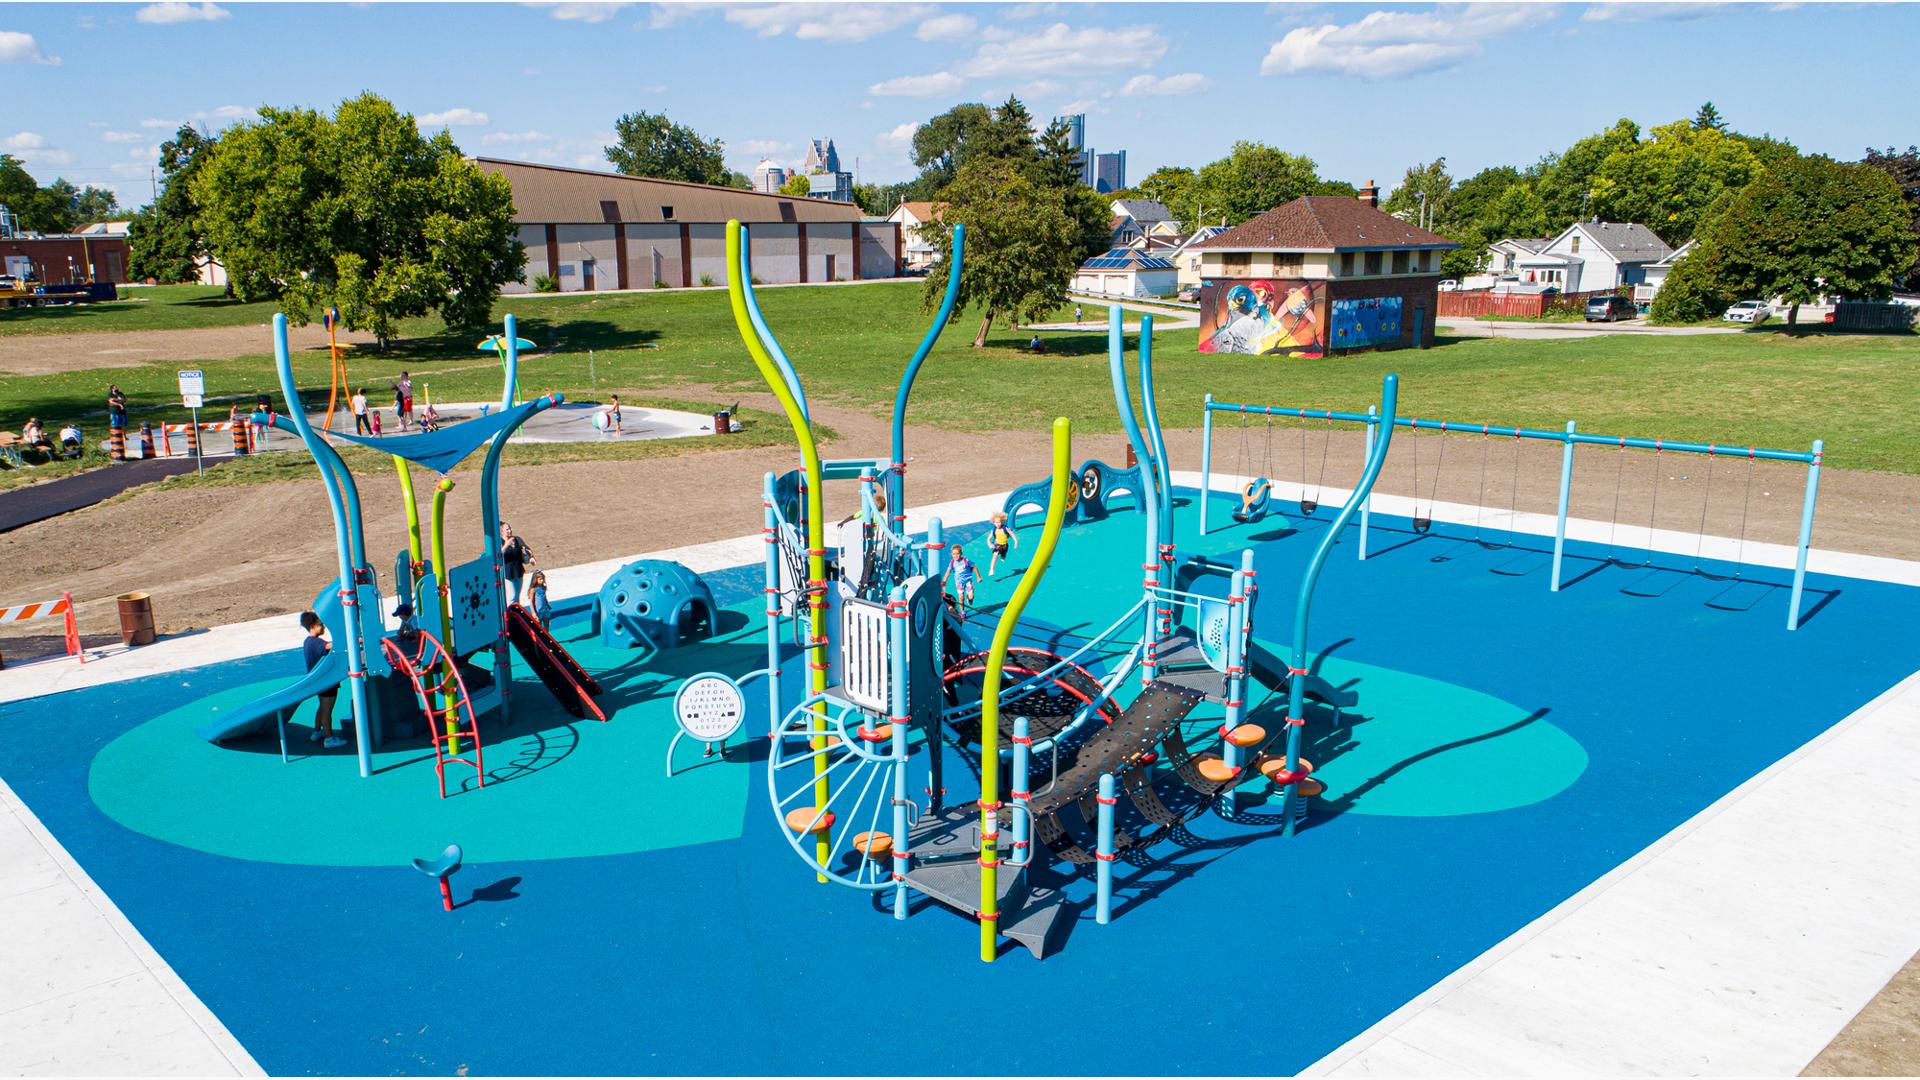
[0, 321, 378, 376]
[1806, 951, 1920, 1075]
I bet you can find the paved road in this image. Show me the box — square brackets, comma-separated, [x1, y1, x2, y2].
[1438, 316, 1744, 340]
[0, 455, 204, 533]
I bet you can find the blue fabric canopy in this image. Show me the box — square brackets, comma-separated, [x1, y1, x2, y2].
[262, 394, 556, 475]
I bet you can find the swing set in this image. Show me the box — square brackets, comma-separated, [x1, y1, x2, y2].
[1199, 393, 1826, 631]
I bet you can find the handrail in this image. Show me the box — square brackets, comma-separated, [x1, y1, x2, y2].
[889, 223, 964, 518]
[1278, 373, 1398, 838]
[980, 415, 1072, 964]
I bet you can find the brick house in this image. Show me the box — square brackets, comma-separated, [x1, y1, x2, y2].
[1188, 194, 1457, 355]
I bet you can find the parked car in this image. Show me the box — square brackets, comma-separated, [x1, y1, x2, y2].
[1176, 286, 1199, 303]
[1584, 295, 1636, 322]
[1723, 300, 1770, 324]
[1437, 279, 1460, 292]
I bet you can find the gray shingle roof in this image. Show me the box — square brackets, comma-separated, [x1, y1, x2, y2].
[1567, 222, 1673, 263]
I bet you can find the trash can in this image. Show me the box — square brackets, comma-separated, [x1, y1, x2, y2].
[117, 592, 156, 646]
[713, 410, 732, 436]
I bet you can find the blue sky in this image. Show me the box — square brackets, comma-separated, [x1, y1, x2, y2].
[4, 1, 1914, 210]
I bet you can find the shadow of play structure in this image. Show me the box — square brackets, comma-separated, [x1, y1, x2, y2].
[195, 313, 653, 792]
[711, 218, 1389, 964]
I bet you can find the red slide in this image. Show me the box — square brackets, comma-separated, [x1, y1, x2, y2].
[506, 603, 609, 721]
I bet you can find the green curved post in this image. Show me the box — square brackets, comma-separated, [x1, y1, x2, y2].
[394, 459, 424, 603]
[980, 415, 1072, 962]
[727, 220, 832, 879]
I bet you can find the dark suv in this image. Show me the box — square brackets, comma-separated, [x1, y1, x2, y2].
[1584, 295, 1636, 322]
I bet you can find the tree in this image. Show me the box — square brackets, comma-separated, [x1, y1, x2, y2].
[604, 109, 728, 185]
[979, 96, 1039, 164]
[129, 125, 216, 284]
[1589, 120, 1765, 244]
[924, 157, 1087, 347]
[778, 173, 813, 197]
[721, 169, 753, 190]
[910, 103, 995, 190]
[1135, 166, 1194, 222]
[1032, 116, 1082, 191]
[1693, 102, 1728, 132]
[1702, 156, 1914, 325]
[1532, 118, 1640, 228]
[1188, 142, 1328, 225]
[1863, 145, 1920, 286]
[194, 93, 524, 346]
[1648, 246, 1729, 323]
[1382, 158, 1453, 231]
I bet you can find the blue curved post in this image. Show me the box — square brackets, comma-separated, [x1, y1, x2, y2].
[1281, 374, 1399, 837]
[270, 314, 374, 779]
[1359, 405, 1377, 560]
[501, 313, 520, 409]
[1137, 315, 1173, 536]
[737, 228, 809, 424]
[1787, 439, 1822, 631]
[888, 224, 964, 523]
[478, 383, 562, 726]
[1551, 421, 1578, 591]
[1109, 305, 1163, 685]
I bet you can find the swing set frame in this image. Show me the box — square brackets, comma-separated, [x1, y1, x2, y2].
[1198, 393, 1826, 631]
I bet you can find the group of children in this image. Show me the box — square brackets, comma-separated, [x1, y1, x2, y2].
[346, 373, 438, 437]
[941, 510, 1018, 611]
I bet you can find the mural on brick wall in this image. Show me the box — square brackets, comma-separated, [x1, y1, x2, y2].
[1197, 279, 1325, 356]
[1330, 296, 1403, 350]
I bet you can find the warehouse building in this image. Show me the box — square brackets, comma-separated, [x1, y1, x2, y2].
[473, 158, 901, 294]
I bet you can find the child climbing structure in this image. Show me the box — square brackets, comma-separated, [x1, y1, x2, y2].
[197, 314, 605, 789]
[717, 217, 1391, 962]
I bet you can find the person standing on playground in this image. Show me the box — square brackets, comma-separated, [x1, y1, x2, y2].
[987, 511, 1018, 576]
[398, 372, 415, 431]
[944, 543, 978, 609]
[501, 524, 533, 604]
[350, 387, 371, 435]
[300, 611, 347, 749]
[528, 570, 552, 631]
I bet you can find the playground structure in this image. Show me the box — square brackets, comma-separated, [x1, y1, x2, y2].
[1000, 456, 1148, 531]
[592, 560, 716, 652]
[718, 216, 1386, 962]
[1199, 397, 1825, 630]
[195, 313, 606, 788]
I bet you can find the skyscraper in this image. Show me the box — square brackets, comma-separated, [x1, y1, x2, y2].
[1053, 112, 1094, 186]
[753, 159, 790, 194]
[1093, 151, 1127, 194]
[801, 138, 853, 202]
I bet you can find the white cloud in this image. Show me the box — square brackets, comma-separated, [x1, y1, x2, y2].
[1581, 2, 1737, 21]
[957, 23, 1166, 78]
[0, 30, 58, 64]
[1118, 71, 1212, 96]
[723, 3, 932, 42]
[4, 131, 45, 150]
[481, 129, 552, 146]
[139, 117, 176, 129]
[5, 132, 71, 167]
[875, 122, 919, 157]
[868, 71, 964, 97]
[916, 13, 976, 41]
[194, 104, 255, 121]
[418, 107, 490, 127]
[1260, 3, 1553, 79]
[102, 130, 145, 143]
[526, 2, 634, 23]
[735, 138, 795, 157]
[135, 2, 231, 24]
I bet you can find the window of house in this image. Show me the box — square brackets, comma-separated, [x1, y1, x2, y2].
[1340, 252, 1356, 276]
[600, 200, 622, 223]
[1223, 253, 1251, 273]
[1275, 252, 1303, 275]
[660, 205, 675, 220]
[1391, 251, 1410, 274]
[1364, 251, 1383, 275]
[1570, 235, 1581, 254]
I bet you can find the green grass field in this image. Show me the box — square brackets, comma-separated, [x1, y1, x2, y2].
[3, 280, 1917, 495]
[0, 284, 286, 337]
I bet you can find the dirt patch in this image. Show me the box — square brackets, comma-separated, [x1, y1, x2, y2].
[1805, 950, 1920, 1075]
[0, 321, 378, 376]
[4, 406, 1916, 656]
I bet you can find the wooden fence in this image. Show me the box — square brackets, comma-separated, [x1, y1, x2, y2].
[1437, 288, 1617, 318]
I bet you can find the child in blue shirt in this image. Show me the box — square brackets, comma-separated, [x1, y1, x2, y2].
[529, 570, 552, 631]
[299, 611, 346, 749]
[945, 544, 977, 608]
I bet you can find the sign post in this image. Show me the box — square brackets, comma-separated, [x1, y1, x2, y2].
[177, 369, 205, 476]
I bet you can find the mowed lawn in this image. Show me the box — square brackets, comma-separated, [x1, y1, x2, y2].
[0, 284, 286, 336]
[2, 281, 1917, 490]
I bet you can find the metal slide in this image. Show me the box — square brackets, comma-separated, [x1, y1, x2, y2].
[505, 603, 607, 721]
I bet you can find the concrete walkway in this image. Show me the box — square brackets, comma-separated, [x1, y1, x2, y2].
[1438, 315, 1745, 340]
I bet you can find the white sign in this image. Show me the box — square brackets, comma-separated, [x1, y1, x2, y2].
[182, 394, 203, 409]
[177, 370, 205, 399]
[674, 674, 745, 742]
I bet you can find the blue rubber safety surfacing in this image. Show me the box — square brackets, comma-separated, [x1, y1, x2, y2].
[0, 488, 1915, 1076]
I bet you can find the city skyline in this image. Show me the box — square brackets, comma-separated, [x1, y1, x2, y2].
[3, 1, 1915, 211]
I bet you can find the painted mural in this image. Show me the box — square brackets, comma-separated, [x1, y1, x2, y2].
[1330, 296, 1403, 350]
[1197, 279, 1326, 356]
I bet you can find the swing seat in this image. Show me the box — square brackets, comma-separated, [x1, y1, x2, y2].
[1233, 479, 1273, 524]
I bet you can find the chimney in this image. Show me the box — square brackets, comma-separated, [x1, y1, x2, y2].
[1357, 180, 1379, 208]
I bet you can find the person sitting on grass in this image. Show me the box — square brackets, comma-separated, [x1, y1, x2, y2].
[300, 611, 347, 749]
[944, 543, 978, 610]
[58, 422, 83, 459]
[1028, 334, 1047, 353]
[529, 570, 552, 632]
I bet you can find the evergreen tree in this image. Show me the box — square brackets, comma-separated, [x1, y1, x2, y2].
[129, 125, 216, 284]
[1692, 102, 1728, 132]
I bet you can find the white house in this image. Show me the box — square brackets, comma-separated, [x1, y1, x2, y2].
[1170, 225, 1229, 290]
[1633, 239, 1696, 306]
[885, 201, 945, 271]
[1073, 246, 1177, 298]
[1510, 221, 1673, 294]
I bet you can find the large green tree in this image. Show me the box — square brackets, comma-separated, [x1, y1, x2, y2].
[1532, 118, 1641, 228]
[1863, 145, 1920, 286]
[910, 102, 996, 192]
[0, 155, 113, 235]
[194, 93, 524, 346]
[604, 109, 728, 185]
[924, 157, 1086, 347]
[1701, 156, 1914, 325]
[1189, 142, 1328, 226]
[1382, 158, 1454, 231]
[1135, 165, 1195, 223]
[1589, 120, 1765, 244]
[129, 124, 216, 284]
